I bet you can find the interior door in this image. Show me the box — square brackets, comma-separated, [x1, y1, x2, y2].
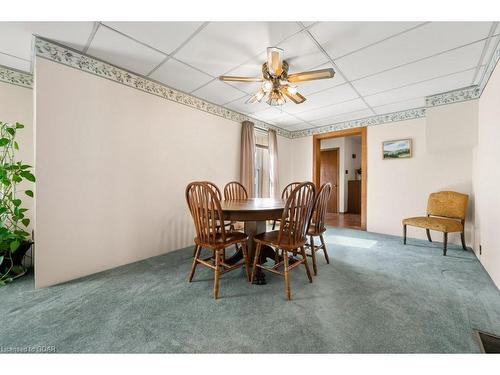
[320, 149, 338, 213]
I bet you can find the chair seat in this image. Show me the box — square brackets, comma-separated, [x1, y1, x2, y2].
[307, 223, 326, 236]
[402, 216, 463, 232]
[254, 230, 305, 249]
[195, 231, 248, 248]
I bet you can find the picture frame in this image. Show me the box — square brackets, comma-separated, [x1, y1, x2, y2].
[382, 138, 412, 159]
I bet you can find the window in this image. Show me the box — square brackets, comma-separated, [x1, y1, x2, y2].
[254, 129, 270, 198]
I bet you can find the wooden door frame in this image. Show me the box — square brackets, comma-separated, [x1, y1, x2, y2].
[313, 127, 367, 230]
[319, 147, 340, 214]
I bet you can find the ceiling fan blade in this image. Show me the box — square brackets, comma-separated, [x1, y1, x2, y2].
[287, 68, 335, 83]
[219, 76, 263, 82]
[267, 47, 284, 77]
[281, 87, 306, 104]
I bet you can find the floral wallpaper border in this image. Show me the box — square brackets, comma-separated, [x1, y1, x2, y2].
[289, 108, 427, 138]
[425, 85, 481, 107]
[0, 64, 33, 89]
[34, 37, 291, 138]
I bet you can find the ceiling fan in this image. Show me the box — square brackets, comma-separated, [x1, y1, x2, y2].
[219, 47, 335, 106]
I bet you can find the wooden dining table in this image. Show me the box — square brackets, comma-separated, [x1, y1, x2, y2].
[220, 197, 285, 284]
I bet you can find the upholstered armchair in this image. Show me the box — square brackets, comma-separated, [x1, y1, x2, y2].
[402, 191, 469, 256]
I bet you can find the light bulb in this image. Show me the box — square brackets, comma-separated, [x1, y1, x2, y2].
[287, 85, 298, 94]
[262, 80, 273, 92]
[255, 90, 265, 102]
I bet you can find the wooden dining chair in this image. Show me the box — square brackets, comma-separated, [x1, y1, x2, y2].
[191, 181, 234, 257]
[251, 182, 316, 301]
[186, 182, 250, 299]
[306, 183, 332, 275]
[223, 181, 248, 200]
[272, 182, 301, 230]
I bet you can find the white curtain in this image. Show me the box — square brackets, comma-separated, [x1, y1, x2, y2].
[268, 129, 279, 199]
[240, 121, 256, 197]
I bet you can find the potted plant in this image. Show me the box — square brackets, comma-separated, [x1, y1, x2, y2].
[0, 121, 35, 286]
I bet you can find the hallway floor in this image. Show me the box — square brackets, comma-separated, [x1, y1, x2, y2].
[325, 213, 362, 229]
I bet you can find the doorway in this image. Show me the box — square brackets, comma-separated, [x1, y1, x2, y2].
[319, 148, 339, 213]
[313, 127, 367, 230]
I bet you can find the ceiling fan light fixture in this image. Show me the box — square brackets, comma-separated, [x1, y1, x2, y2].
[267, 90, 286, 106]
[218, 46, 335, 107]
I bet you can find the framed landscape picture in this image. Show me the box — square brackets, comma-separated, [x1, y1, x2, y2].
[382, 139, 412, 159]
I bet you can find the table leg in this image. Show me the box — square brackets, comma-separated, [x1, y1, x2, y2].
[225, 220, 275, 285]
[244, 220, 267, 260]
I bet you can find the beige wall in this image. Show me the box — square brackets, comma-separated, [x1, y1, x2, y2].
[367, 116, 475, 246]
[277, 134, 293, 192]
[35, 58, 258, 287]
[0, 81, 34, 231]
[474, 62, 500, 288]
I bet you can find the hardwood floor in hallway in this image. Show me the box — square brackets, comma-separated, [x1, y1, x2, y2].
[325, 213, 362, 229]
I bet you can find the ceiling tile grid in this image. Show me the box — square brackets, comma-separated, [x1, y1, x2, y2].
[1, 21, 499, 136]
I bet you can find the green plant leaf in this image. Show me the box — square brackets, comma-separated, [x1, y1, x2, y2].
[12, 199, 22, 207]
[21, 164, 32, 170]
[13, 175, 22, 183]
[0, 207, 7, 215]
[14, 141, 19, 150]
[6, 127, 15, 136]
[0, 255, 3, 266]
[15, 122, 24, 129]
[25, 190, 34, 198]
[10, 240, 20, 252]
[0, 138, 9, 146]
[21, 218, 30, 227]
[20, 171, 36, 182]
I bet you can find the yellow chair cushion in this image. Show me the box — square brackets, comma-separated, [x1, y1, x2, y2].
[402, 216, 463, 233]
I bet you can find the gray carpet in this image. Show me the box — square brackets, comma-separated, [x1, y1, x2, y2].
[1, 227, 499, 353]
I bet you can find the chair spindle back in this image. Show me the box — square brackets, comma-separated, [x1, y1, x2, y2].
[309, 183, 332, 234]
[224, 181, 248, 200]
[186, 182, 226, 245]
[282, 182, 302, 200]
[278, 182, 316, 246]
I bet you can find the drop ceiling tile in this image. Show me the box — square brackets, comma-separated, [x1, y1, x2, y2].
[191, 80, 246, 105]
[373, 98, 425, 115]
[150, 58, 213, 93]
[277, 31, 328, 73]
[310, 22, 422, 59]
[270, 113, 304, 127]
[0, 53, 30, 72]
[336, 22, 492, 80]
[0, 22, 94, 61]
[285, 83, 359, 114]
[224, 95, 270, 114]
[87, 26, 166, 76]
[102, 22, 203, 54]
[298, 98, 368, 122]
[289, 123, 312, 131]
[298, 63, 346, 96]
[252, 107, 286, 121]
[301, 22, 317, 28]
[352, 41, 485, 96]
[309, 108, 374, 127]
[174, 22, 301, 76]
[480, 34, 499, 68]
[364, 68, 476, 107]
[473, 65, 486, 85]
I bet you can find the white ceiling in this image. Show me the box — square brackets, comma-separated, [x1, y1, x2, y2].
[0, 21, 498, 132]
